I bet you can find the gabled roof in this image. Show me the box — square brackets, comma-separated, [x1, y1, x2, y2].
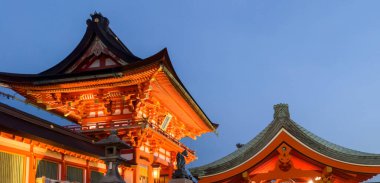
[40, 12, 141, 75]
[190, 104, 380, 177]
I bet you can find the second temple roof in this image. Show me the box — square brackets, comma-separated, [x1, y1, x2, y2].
[190, 104, 380, 178]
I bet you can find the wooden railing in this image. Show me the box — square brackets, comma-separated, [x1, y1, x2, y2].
[65, 120, 137, 131]
[65, 120, 195, 154]
[144, 121, 195, 154]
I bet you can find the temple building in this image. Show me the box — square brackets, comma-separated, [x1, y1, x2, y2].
[1, 13, 380, 183]
[0, 13, 217, 183]
[190, 104, 380, 183]
[0, 103, 105, 183]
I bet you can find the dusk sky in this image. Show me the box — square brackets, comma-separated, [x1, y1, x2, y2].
[2, 1, 380, 181]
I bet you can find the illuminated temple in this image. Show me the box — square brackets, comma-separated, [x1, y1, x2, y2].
[190, 104, 380, 183]
[1, 13, 380, 183]
[0, 13, 217, 183]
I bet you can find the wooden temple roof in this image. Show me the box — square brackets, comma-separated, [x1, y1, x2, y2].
[190, 104, 380, 178]
[0, 102, 103, 157]
[0, 13, 218, 133]
[40, 12, 141, 75]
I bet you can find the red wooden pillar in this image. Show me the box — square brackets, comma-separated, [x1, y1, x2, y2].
[61, 153, 66, 181]
[168, 163, 173, 181]
[86, 160, 91, 183]
[148, 165, 153, 183]
[168, 151, 177, 182]
[133, 165, 140, 183]
[134, 148, 141, 183]
[148, 152, 154, 183]
[29, 144, 36, 183]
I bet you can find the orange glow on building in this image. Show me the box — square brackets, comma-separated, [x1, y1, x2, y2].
[0, 13, 217, 183]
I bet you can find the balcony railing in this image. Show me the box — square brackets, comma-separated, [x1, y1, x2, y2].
[65, 120, 195, 155]
[65, 120, 138, 131]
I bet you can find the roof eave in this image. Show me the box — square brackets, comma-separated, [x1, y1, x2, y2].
[0, 58, 161, 86]
[161, 66, 216, 132]
[149, 48, 217, 133]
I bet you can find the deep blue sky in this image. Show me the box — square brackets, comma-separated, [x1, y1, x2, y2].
[2, 1, 380, 181]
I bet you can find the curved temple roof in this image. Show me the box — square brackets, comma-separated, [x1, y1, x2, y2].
[190, 104, 380, 177]
[0, 12, 144, 82]
[0, 12, 218, 132]
[41, 12, 142, 75]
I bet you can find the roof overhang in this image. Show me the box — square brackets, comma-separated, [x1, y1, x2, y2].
[198, 128, 380, 182]
[0, 49, 216, 136]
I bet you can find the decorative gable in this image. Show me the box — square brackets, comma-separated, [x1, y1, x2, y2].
[38, 13, 141, 75]
[76, 54, 120, 72]
[66, 37, 127, 73]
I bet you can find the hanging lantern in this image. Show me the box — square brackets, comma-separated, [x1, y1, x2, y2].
[152, 164, 161, 183]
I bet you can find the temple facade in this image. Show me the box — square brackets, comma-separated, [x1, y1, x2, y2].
[190, 104, 380, 183]
[0, 13, 217, 183]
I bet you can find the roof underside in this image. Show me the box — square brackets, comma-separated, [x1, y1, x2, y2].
[190, 109, 380, 177]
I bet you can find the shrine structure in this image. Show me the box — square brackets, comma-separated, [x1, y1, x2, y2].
[190, 104, 380, 183]
[0, 13, 217, 183]
[2, 12, 380, 183]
